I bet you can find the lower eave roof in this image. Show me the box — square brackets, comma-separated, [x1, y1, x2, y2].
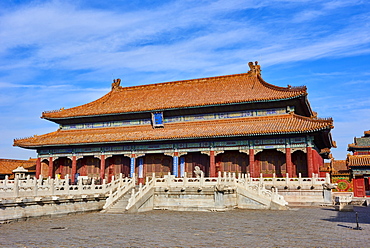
[348, 144, 370, 149]
[14, 113, 333, 149]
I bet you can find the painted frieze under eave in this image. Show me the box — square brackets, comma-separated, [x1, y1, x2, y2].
[14, 113, 333, 149]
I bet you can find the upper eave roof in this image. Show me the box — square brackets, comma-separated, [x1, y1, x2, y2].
[15, 113, 333, 149]
[41, 72, 307, 120]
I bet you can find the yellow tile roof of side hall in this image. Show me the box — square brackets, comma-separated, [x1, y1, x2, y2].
[0, 158, 36, 175]
[42, 71, 307, 119]
[15, 113, 333, 148]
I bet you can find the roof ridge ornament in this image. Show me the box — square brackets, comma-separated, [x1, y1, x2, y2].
[112, 78, 121, 90]
[248, 61, 261, 76]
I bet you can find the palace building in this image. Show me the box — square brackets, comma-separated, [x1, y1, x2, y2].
[347, 130, 370, 197]
[14, 62, 335, 183]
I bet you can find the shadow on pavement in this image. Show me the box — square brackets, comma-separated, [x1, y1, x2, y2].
[321, 206, 370, 226]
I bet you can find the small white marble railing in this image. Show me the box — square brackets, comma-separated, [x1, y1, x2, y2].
[237, 179, 288, 206]
[125, 172, 287, 209]
[0, 174, 129, 200]
[334, 193, 353, 204]
[103, 176, 135, 210]
[153, 171, 236, 188]
[248, 173, 330, 190]
[126, 175, 156, 211]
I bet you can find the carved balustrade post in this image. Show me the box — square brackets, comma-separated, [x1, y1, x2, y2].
[33, 175, 38, 196]
[14, 176, 19, 198]
[51, 178, 55, 196]
[200, 171, 204, 187]
[183, 172, 187, 187]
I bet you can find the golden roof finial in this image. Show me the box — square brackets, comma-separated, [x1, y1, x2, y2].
[112, 78, 121, 90]
[248, 61, 261, 76]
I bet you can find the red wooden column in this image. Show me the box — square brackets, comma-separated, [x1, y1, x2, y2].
[307, 147, 314, 177]
[210, 151, 216, 177]
[285, 148, 293, 176]
[312, 149, 321, 175]
[48, 156, 54, 178]
[36, 157, 41, 179]
[100, 155, 106, 182]
[71, 156, 77, 184]
[249, 149, 255, 177]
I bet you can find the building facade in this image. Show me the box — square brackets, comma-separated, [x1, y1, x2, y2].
[14, 62, 335, 183]
[347, 130, 370, 197]
[328, 159, 353, 194]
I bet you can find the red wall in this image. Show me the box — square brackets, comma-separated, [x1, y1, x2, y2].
[312, 149, 324, 176]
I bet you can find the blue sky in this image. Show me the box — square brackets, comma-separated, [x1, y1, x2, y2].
[1, 0, 369, 160]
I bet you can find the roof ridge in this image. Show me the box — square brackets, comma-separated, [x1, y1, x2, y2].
[290, 113, 333, 123]
[42, 91, 114, 119]
[116, 72, 253, 91]
[257, 74, 307, 93]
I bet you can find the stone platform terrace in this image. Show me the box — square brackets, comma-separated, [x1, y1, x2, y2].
[1, 206, 369, 247]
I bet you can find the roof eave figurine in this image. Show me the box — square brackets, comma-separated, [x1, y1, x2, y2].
[248, 61, 261, 76]
[112, 78, 121, 90]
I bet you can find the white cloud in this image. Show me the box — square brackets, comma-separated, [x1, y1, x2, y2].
[0, 0, 369, 159]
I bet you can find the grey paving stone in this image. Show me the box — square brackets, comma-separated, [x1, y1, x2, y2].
[0, 206, 369, 247]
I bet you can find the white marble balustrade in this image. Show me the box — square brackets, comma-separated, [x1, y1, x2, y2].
[0, 173, 131, 200]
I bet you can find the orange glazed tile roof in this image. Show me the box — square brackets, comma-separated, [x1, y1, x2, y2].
[15, 113, 332, 148]
[348, 144, 370, 149]
[332, 160, 347, 172]
[42, 72, 307, 119]
[347, 155, 370, 167]
[0, 158, 36, 175]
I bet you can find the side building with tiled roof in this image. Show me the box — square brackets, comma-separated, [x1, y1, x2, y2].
[0, 158, 38, 179]
[328, 159, 353, 194]
[14, 62, 335, 183]
[347, 130, 370, 197]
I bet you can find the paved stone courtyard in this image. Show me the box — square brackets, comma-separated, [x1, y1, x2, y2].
[1, 206, 370, 247]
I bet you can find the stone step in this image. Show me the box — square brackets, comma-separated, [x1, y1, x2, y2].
[104, 190, 133, 213]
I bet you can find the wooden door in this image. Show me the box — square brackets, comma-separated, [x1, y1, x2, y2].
[353, 177, 365, 197]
